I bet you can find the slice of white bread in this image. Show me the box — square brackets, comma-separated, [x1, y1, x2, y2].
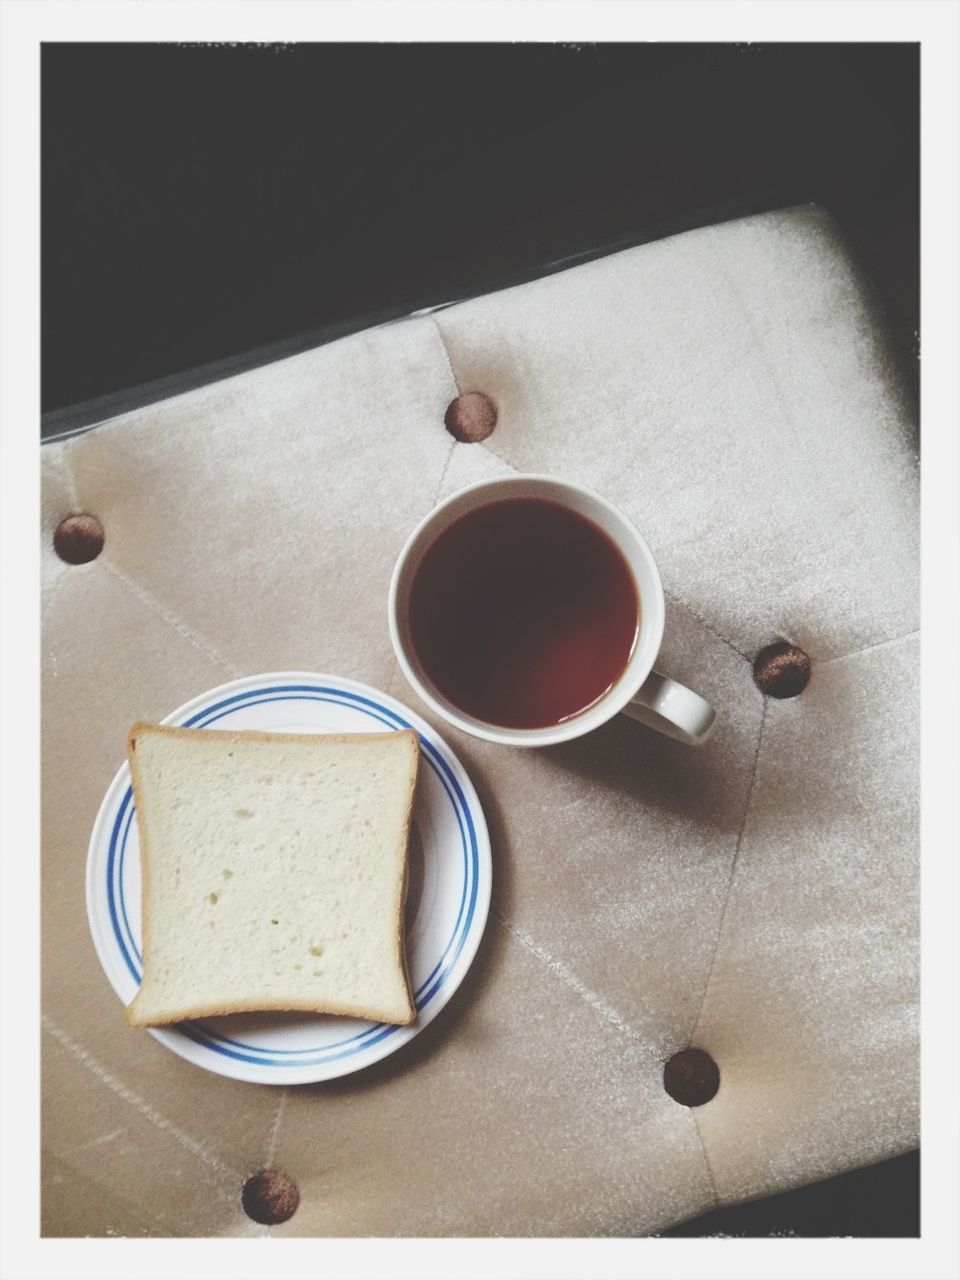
[124, 722, 419, 1028]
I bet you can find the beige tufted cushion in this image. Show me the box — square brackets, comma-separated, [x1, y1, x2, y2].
[41, 204, 918, 1237]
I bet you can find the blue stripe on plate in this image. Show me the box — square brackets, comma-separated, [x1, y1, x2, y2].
[107, 683, 479, 1067]
[118, 801, 139, 964]
[107, 785, 140, 984]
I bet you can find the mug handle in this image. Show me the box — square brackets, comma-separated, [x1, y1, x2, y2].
[620, 670, 716, 746]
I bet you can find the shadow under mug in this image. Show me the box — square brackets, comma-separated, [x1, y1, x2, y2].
[388, 474, 716, 748]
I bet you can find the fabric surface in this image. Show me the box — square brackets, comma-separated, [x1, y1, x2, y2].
[40, 204, 918, 1237]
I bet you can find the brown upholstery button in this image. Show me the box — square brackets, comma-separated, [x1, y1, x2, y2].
[53, 514, 104, 565]
[241, 1169, 299, 1225]
[663, 1048, 720, 1107]
[444, 391, 497, 443]
[753, 641, 811, 698]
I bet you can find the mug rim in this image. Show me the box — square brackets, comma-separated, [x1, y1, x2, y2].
[387, 473, 665, 747]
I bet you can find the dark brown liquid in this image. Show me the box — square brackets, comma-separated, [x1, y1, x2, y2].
[408, 497, 639, 729]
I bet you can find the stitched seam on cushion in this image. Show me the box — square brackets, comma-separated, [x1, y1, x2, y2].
[100, 557, 241, 678]
[476, 436, 521, 474]
[688, 697, 767, 1051]
[662, 587, 750, 662]
[431, 439, 457, 507]
[430, 314, 462, 400]
[61, 442, 83, 514]
[496, 912, 659, 1061]
[675, 695, 766, 1208]
[427, 316, 462, 506]
[815, 629, 920, 667]
[424, 314, 462, 510]
[383, 655, 405, 700]
[41, 573, 64, 626]
[264, 1088, 288, 1168]
[43, 1015, 245, 1190]
[41, 577, 66, 684]
[687, 1109, 721, 1207]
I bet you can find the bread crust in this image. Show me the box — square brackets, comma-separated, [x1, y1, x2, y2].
[124, 722, 419, 1029]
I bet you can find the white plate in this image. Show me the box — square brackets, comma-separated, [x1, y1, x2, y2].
[85, 672, 492, 1085]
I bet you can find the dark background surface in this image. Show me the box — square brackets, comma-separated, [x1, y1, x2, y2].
[40, 42, 921, 1237]
[41, 42, 918, 433]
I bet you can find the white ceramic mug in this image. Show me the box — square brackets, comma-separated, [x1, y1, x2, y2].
[388, 474, 716, 748]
